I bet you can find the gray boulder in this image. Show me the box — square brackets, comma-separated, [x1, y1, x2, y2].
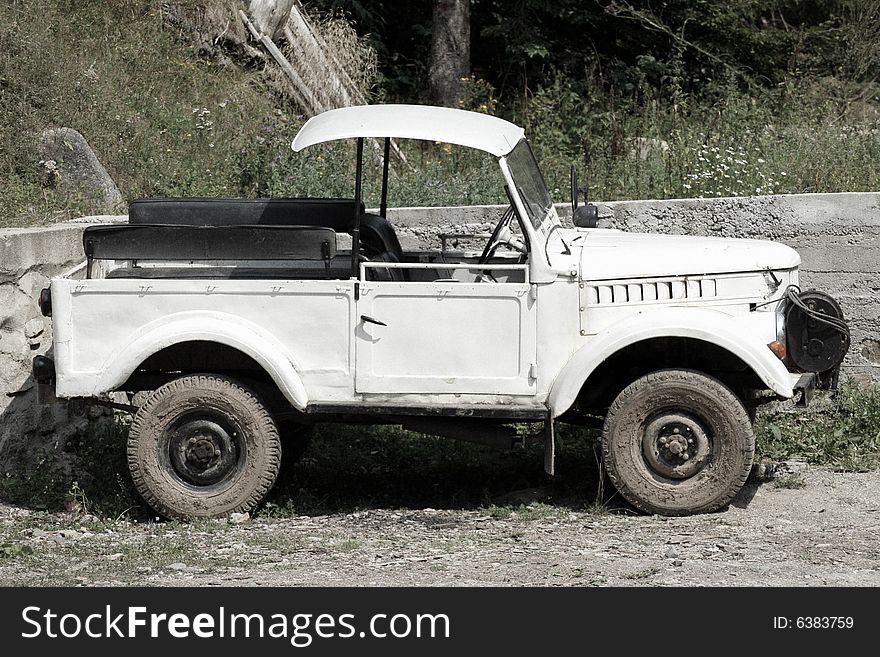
[38, 127, 124, 213]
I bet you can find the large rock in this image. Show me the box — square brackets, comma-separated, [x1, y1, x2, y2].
[38, 128, 124, 213]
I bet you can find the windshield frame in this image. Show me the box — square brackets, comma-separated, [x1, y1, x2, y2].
[500, 139, 566, 275]
[502, 139, 555, 232]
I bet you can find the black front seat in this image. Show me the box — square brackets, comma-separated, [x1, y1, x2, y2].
[359, 214, 403, 261]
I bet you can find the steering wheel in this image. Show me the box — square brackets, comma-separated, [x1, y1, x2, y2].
[478, 206, 525, 264]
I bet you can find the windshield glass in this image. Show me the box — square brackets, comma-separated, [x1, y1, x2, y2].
[505, 139, 553, 230]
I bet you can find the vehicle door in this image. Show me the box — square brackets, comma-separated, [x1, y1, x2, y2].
[354, 262, 537, 396]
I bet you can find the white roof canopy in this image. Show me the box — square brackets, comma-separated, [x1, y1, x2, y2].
[291, 104, 525, 157]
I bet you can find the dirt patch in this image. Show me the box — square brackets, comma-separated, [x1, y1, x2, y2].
[1, 465, 878, 586]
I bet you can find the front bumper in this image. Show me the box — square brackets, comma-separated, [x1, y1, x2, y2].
[792, 372, 817, 407]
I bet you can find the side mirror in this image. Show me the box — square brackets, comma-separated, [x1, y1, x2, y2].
[573, 204, 599, 228]
[570, 164, 599, 227]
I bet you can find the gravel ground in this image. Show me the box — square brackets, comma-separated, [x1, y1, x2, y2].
[1, 464, 878, 587]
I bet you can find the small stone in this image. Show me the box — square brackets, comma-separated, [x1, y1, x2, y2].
[672, 559, 683, 567]
[168, 562, 188, 571]
[107, 553, 123, 560]
[24, 318, 44, 340]
[229, 512, 250, 525]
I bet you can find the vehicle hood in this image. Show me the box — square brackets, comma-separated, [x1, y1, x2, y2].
[566, 229, 800, 280]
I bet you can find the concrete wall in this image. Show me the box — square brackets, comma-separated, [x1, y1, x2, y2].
[0, 218, 123, 477]
[0, 193, 878, 474]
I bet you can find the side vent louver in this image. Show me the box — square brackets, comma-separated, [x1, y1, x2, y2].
[583, 278, 717, 306]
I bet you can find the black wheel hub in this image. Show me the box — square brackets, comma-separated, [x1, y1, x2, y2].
[642, 413, 711, 479]
[167, 417, 242, 487]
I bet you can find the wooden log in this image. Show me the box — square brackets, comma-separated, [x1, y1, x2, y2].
[247, 0, 294, 40]
[239, 9, 320, 116]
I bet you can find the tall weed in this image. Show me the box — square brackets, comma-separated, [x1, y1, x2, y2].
[757, 381, 880, 471]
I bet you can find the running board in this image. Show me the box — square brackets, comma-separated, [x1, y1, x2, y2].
[305, 402, 548, 421]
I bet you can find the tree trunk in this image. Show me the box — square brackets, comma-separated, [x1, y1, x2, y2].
[428, 0, 470, 107]
[248, 0, 294, 40]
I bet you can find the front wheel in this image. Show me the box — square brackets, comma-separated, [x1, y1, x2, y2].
[128, 374, 281, 520]
[602, 369, 754, 516]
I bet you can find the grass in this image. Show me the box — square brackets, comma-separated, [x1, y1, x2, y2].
[0, 511, 260, 584]
[524, 74, 880, 204]
[755, 380, 880, 471]
[263, 421, 608, 518]
[0, 0, 501, 228]
[0, 415, 143, 518]
[0, 0, 306, 227]
[2, 4, 879, 228]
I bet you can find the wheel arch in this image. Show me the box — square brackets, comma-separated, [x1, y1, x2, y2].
[549, 308, 793, 418]
[93, 311, 308, 411]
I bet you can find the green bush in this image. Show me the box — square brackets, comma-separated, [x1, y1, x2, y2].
[523, 73, 880, 203]
[756, 380, 880, 471]
[0, 416, 142, 518]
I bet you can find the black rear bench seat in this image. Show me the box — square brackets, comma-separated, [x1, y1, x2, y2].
[128, 197, 357, 230]
[84, 224, 340, 280]
[105, 264, 351, 280]
[128, 197, 404, 262]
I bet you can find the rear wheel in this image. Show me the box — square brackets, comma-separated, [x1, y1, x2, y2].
[128, 374, 281, 520]
[602, 369, 754, 516]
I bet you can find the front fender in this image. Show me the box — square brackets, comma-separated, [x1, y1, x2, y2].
[93, 310, 308, 411]
[549, 307, 793, 418]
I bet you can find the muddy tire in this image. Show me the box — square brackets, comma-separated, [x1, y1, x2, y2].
[602, 369, 754, 516]
[128, 374, 281, 520]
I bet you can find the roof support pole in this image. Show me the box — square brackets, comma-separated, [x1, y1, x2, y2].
[351, 137, 364, 283]
[380, 137, 391, 219]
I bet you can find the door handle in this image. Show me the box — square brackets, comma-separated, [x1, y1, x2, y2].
[360, 314, 387, 327]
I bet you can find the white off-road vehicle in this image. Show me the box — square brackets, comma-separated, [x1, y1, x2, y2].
[34, 105, 849, 519]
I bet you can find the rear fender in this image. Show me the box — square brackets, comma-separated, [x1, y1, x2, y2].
[93, 310, 308, 411]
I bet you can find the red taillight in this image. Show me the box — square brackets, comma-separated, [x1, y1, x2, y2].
[38, 287, 52, 317]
